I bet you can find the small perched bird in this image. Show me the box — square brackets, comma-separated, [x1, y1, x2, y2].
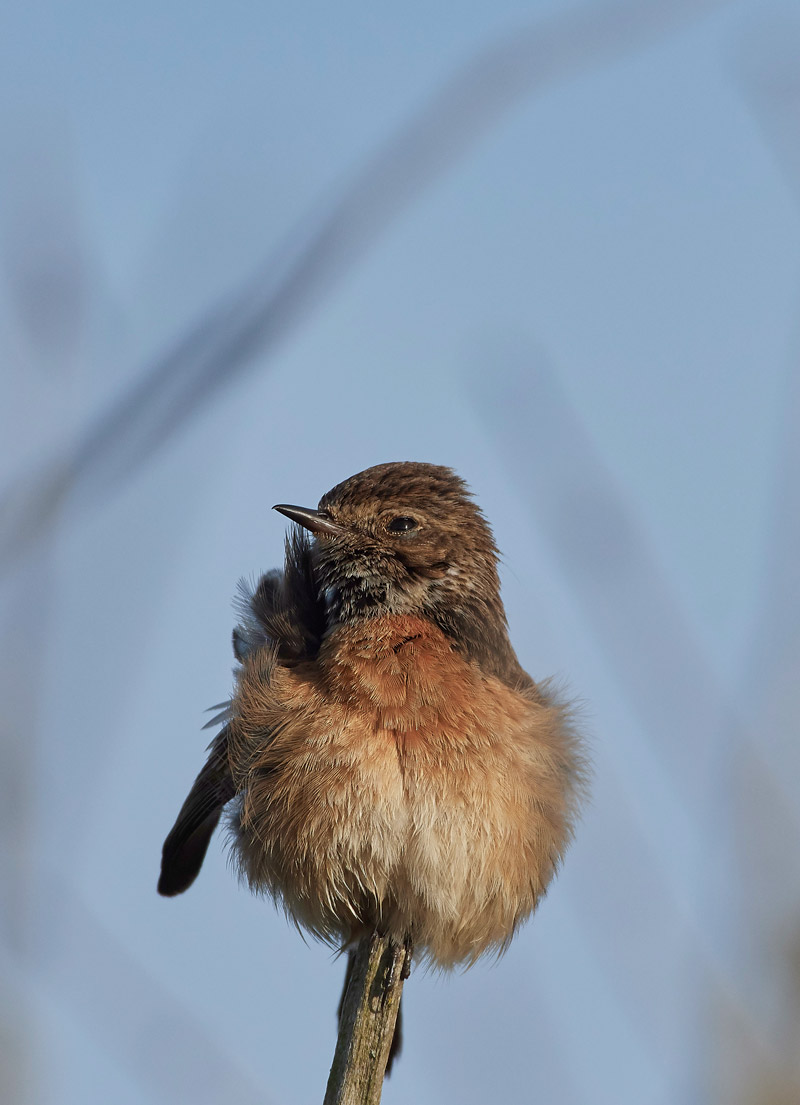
[158, 461, 585, 1070]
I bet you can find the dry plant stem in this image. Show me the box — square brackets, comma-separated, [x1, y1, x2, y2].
[324, 932, 411, 1105]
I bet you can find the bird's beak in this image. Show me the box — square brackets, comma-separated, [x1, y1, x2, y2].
[272, 504, 344, 536]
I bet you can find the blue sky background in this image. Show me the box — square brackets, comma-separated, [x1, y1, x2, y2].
[2, 1, 800, 1103]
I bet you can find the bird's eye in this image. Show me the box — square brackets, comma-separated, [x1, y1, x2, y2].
[386, 516, 419, 534]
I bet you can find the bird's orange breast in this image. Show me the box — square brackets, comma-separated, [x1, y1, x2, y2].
[228, 615, 579, 966]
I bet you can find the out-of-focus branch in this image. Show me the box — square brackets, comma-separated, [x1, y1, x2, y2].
[0, 0, 730, 574]
[735, 16, 800, 689]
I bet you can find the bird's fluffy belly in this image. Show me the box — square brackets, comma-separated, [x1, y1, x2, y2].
[229, 617, 573, 966]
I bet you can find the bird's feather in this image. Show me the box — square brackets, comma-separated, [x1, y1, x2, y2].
[159, 529, 326, 897]
[158, 727, 236, 896]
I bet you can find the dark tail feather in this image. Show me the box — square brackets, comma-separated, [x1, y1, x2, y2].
[337, 950, 403, 1077]
[386, 996, 403, 1076]
[158, 806, 225, 896]
[158, 728, 235, 896]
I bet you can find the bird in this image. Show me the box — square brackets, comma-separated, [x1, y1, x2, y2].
[158, 461, 585, 1072]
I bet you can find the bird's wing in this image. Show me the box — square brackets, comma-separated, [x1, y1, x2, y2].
[158, 529, 326, 898]
[158, 726, 236, 897]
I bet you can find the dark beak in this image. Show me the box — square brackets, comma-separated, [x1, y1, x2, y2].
[272, 504, 343, 536]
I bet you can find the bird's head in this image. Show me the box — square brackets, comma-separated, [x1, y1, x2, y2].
[274, 462, 515, 673]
